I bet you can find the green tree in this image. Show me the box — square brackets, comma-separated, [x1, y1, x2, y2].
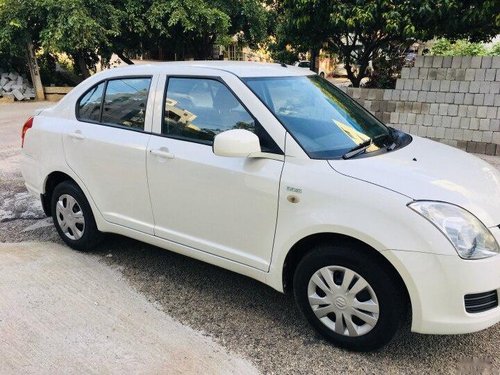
[146, 0, 230, 60]
[145, 0, 270, 60]
[107, 0, 152, 64]
[39, 0, 122, 78]
[1, 0, 273, 81]
[0, 0, 121, 81]
[213, 0, 270, 49]
[107, 0, 271, 62]
[272, 0, 329, 67]
[273, 0, 500, 87]
[0, 0, 47, 97]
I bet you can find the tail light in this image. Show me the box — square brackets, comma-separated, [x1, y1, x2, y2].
[21, 117, 33, 148]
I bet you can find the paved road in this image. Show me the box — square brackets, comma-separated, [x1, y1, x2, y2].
[1, 102, 499, 374]
[0, 242, 257, 375]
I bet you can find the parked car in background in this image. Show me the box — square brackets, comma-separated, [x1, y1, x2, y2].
[21, 61, 500, 351]
[293, 60, 327, 77]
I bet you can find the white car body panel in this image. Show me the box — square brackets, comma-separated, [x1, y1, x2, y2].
[147, 135, 283, 270]
[384, 246, 500, 334]
[329, 136, 500, 227]
[20, 61, 500, 336]
[62, 121, 155, 234]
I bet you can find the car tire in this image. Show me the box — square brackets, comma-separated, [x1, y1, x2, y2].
[319, 72, 325, 78]
[293, 242, 407, 351]
[51, 181, 102, 251]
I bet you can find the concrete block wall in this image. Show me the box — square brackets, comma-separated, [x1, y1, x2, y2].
[342, 56, 500, 155]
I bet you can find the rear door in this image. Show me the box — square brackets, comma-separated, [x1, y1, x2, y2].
[146, 72, 286, 270]
[63, 75, 157, 234]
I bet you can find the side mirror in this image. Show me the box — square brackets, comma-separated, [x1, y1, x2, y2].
[213, 129, 261, 157]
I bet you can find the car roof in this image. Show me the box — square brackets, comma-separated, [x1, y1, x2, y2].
[98, 61, 315, 78]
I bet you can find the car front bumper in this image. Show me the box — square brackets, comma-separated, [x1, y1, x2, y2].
[384, 230, 500, 335]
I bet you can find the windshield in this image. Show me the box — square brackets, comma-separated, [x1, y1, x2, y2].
[244, 75, 392, 159]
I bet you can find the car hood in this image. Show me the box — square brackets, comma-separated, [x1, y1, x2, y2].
[328, 136, 500, 228]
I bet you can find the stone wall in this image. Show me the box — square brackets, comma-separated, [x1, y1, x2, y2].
[341, 56, 500, 155]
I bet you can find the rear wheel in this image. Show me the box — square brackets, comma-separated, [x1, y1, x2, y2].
[293, 243, 406, 351]
[51, 181, 102, 251]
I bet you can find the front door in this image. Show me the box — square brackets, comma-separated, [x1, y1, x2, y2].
[147, 76, 284, 270]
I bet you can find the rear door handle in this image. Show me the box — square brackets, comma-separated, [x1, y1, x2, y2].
[69, 131, 85, 140]
[150, 148, 175, 159]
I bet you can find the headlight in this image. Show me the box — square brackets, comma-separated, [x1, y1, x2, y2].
[408, 201, 499, 259]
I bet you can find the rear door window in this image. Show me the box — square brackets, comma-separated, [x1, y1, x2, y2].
[101, 78, 151, 130]
[78, 82, 105, 122]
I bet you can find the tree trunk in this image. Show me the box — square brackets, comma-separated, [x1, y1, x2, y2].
[345, 63, 357, 87]
[116, 51, 134, 65]
[25, 42, 45, 100]
[346, 61, 366, 87]
[310, 48, 319, 73]
[356, 61, 369, 87]
[74, 52, 90, 79]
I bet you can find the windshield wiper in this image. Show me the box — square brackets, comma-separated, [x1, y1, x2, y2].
[342, 138, 372, 159]
[385, 128, 397, 151]
[386, 140, 397, 151]
[342, 133, 396, 160]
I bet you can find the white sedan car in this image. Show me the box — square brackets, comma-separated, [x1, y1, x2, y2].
[21, 61, 500, 351]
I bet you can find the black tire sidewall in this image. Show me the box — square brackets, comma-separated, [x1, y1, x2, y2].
[51, 181, 100, 251]
[293, 244, 405, 351]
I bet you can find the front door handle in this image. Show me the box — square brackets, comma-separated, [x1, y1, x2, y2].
[69, 131, 85, 140]
[150, 148, 175, 159]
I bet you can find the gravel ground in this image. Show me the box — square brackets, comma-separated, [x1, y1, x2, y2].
[0, 242, 258, 375]
[1, 102, 499, 374]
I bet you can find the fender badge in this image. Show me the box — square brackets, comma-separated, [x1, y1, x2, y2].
[286, 186, 302, 194]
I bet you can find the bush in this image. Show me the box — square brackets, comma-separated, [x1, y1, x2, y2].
[430, 39, 496, 56]
[487, 42, 500, 56]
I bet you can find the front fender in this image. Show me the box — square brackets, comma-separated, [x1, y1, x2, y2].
[266, 157, 455, 292]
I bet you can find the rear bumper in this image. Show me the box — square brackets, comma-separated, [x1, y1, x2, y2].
[21, 152, 43, 196]
[384, 249, 500, 335]
[21, 151, 50, 217]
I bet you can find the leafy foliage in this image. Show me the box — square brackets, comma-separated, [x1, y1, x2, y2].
[0, 0, 121, 78]
[430, 39, 498, 56]
[489, 42, 500, 56]
[0, 0, 42, 57]
[146, 0, 230, 59]
[39, 0, 121, 54]
[1, 0, 498, 87]
[272, 0, 500, 87]
[213, 0, 270, 48]
[0, 0, 271, 79]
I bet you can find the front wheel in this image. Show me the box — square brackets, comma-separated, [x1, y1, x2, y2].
[51, 181, 102, 251]
[293, 244, 407, 351]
